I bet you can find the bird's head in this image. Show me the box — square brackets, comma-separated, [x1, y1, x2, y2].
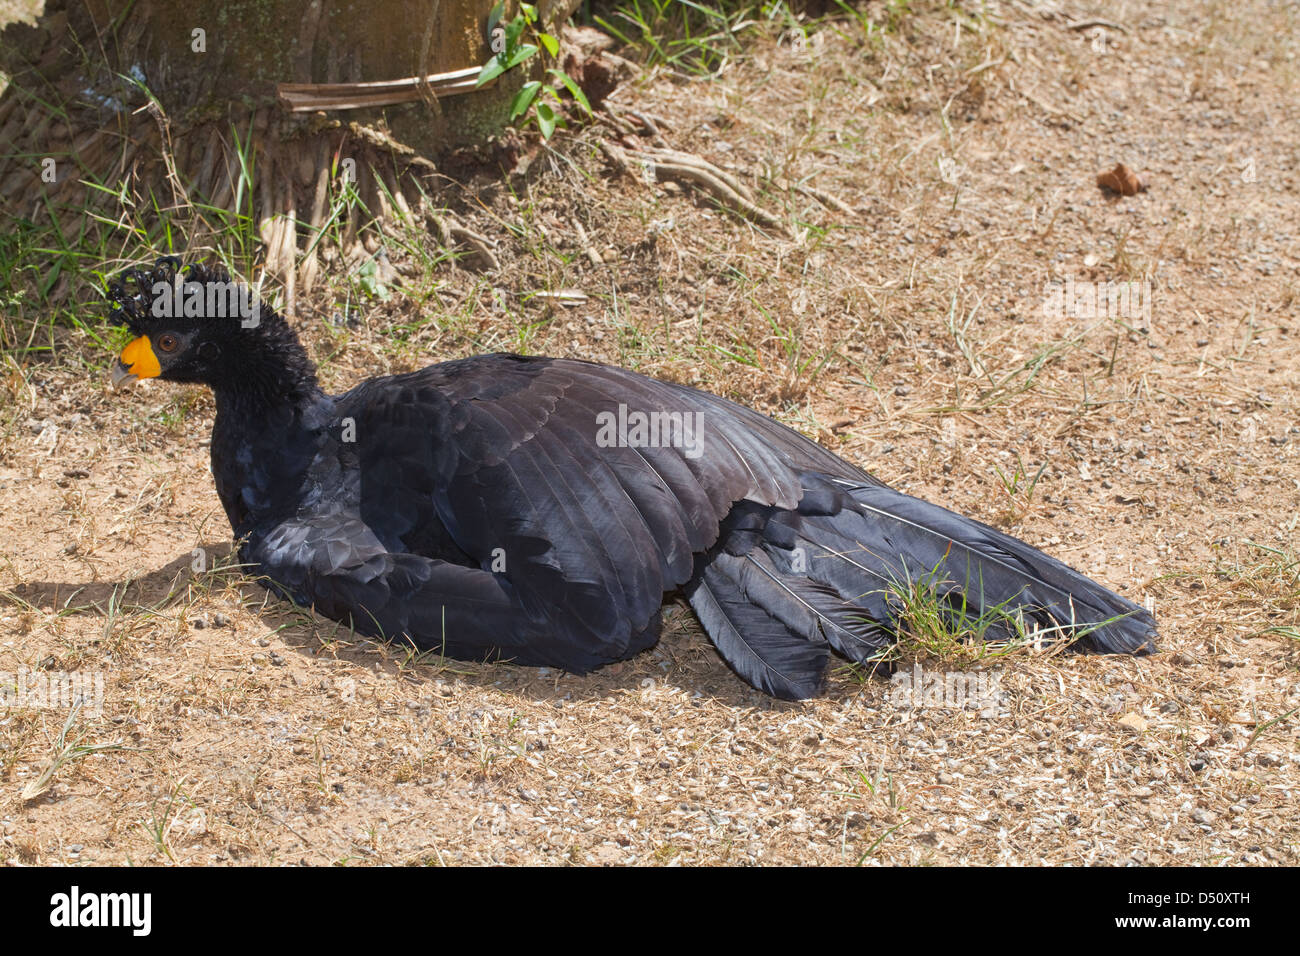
[106, 257, 317, 401]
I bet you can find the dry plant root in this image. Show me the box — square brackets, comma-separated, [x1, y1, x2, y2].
[601, 140, 788, 236]
[763, 174, 857, 217]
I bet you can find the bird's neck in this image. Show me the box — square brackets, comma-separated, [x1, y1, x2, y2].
[208, 348, 332, 537]
[210, 336, 322, 417]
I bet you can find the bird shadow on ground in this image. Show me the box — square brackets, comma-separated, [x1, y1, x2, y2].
[6, 548, 210, 613]
[4, 544, 855, 711]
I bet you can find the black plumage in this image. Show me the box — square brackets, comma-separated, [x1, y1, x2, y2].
[107, 259, 1156, 699]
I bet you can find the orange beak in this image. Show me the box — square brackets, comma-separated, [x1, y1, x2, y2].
[111, 336, 162, 388]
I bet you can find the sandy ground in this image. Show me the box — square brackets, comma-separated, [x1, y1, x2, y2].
[1, 0, 1297, 864]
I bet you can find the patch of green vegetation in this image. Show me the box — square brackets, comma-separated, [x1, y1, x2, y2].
[835, 556, 1134, 675]
[589, 0, 911, 74]
[591, 0, 777, 75]
[479, 2, 593, 140]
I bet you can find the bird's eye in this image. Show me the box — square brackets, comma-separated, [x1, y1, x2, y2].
[156, 333, 179, 353]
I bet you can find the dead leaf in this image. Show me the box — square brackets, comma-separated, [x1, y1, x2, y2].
[1118, 712, 1149, 733]
[1096, 162, 1148, 196]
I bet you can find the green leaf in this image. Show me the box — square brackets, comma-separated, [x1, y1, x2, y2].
[476, 55, 508, 87]
[521, 3, 537, 22]
[535, 101, 557, 140]
[505, 43, 538, 70]
[355, 258, 390, 301]
[548, 68, 592, 114]
[504, 15, 526, 48]
[477, 39, 537, 88]
[510, 81, 541, 120]
[487, 0, 504, 34]
[538, 32, 559, 57]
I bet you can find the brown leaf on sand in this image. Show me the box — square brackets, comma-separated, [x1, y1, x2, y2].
[1117, 712, 1149, 733]
[1097, 162, 1148, 196]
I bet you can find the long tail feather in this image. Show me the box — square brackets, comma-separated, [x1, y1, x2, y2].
[687, 554, 829, 700]
[688, 472, 1156, 697]
[741, 547, 892, 662]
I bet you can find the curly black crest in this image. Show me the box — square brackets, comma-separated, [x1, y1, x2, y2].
[106, 257, 247, 333]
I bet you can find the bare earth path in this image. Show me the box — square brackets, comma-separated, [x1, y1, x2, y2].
[0, 0, 1297, 864]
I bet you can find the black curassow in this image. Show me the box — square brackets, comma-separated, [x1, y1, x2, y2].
[107, 259, 1156, 699]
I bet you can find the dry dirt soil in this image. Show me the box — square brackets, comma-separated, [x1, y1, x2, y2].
[1, 0, 1298, 864]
